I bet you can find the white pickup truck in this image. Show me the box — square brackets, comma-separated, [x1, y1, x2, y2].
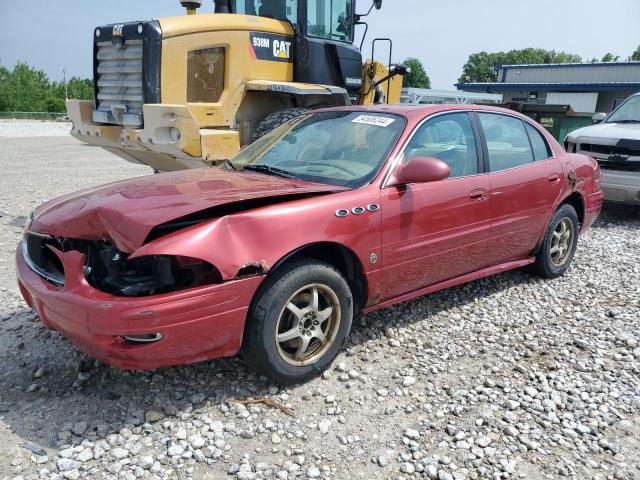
[565, 93, 640, 205]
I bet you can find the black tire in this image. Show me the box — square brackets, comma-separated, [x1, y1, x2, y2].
[252, 108, 310, 142]
[532, 204, 579, 278]
[242, 259, 353, 384]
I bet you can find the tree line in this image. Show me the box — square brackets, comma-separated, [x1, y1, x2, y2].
[2, 44, 640, 111]
[404, 44, 640, 89]
[0, 61, 93, 113]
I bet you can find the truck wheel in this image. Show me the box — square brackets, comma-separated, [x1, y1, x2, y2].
[252, 108, 310, 142]
[242, 259, 353, 384]
[532, 204, 579, 278]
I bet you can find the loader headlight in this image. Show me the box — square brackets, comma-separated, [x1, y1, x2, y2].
[95, 28, 101, 38]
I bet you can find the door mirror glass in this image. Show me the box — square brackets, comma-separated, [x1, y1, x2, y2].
[389, 156, 450, 186]
[374, 0, 383, 9]
[592, 112, 606, 123]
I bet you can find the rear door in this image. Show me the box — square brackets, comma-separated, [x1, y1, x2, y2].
[475, 112, 563, 264]
[379, 112, 492, 300]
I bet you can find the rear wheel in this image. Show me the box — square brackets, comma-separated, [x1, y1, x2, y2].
[532, 204, 579, 278]
[252, 108, 310, 142]
[243, 259, 353, 384]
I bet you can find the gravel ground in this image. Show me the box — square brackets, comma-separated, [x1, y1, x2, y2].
[0, 122, 639, 480]
[0, 120, 72, 138]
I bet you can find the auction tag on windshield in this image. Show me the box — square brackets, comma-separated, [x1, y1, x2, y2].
[351, 115, 395, 127]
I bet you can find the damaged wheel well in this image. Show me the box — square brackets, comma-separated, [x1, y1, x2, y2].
[270, 242, 368, 312]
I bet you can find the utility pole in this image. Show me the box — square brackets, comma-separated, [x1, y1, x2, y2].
[61, 67, 68, 100]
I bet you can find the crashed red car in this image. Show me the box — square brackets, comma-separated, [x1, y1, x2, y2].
[16, 105, 603, 384]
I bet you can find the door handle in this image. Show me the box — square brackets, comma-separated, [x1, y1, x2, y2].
[468, 188, 487, 201]
[547, 173, 560, 183]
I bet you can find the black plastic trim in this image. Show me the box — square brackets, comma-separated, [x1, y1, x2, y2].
[143, 21, 162, 105]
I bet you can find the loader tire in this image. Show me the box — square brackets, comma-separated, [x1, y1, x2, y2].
[252, 108, 310, 142]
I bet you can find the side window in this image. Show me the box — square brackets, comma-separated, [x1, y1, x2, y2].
[307, 0, 354, 42]
[478, 113, 533, 172]
[405, 113, 478, 179]
[525, 123, 552, 161]
[235, 1, 297, 25]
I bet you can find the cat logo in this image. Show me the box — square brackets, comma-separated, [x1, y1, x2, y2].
[249, 32, 293, 63]
[112, 24, 124, 37]
[273, 39, 291, 60]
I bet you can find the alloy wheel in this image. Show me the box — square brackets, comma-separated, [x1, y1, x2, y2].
[275, 284, 341, 366]
[550, 217, 574, 266]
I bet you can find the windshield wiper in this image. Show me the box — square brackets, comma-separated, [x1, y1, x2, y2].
[243, 164, 299, 179]
[222, 159, 236, 171]
[612, 119, 640, 124]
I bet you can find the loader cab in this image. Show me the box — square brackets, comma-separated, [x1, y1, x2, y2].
[230, 0, 363, 100]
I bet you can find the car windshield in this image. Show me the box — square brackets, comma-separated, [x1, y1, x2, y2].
[229, 111, 405, 187]
[607, 95, 640, 123]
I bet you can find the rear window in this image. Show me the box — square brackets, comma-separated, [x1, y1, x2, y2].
[525, 123, 552, 161]
[478, 113, 534, 172]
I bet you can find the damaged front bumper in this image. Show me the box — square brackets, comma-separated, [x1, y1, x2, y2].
[16, 240, 262, 370]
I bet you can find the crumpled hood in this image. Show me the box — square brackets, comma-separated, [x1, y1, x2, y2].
[31, 168, 344, 252]
[568, 122, 640, 142]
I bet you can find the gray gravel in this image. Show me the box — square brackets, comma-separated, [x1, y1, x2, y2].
[0, 122, 639, 480]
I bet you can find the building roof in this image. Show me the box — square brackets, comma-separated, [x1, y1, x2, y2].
[401, 88, 502, 104]
[500, 61, 640, 70]
[457, 61, 640, 93]
[457, 82, 640, 93]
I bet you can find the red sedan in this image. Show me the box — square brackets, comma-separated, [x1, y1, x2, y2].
[16, 105, 603, 384]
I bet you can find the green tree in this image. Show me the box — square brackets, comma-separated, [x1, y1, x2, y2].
[458, 48, 582, 83]
[401, 57, 431, 89]
[601, 53, 620, 62]
[0, 61, 93, 112]
[0, 64, 9, 111]
[629, 45, 640, 61]
[67, 77, 94, 100]
[0, 62, 51, 111]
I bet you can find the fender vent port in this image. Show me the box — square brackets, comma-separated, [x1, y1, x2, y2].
[187, 47, 225, 103]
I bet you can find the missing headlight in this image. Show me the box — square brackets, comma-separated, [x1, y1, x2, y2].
[85, 243, 221, 297]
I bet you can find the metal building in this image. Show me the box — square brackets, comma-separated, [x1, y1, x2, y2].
[457, 62, 640, 113]
[400, 88, 502, 105]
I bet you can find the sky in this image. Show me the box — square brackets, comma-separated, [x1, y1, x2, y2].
[1, 0, 639, 89]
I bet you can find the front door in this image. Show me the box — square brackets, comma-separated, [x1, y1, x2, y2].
[379, 112, 492, 300]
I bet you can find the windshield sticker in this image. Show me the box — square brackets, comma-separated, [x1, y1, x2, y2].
[351, 115, 395, 127]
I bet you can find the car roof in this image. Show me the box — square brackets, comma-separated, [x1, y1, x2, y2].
[321, 103, 530, 121]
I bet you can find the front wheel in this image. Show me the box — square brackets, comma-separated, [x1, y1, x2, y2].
[532, 204, 579, 278]
[242, 260, 353, 384]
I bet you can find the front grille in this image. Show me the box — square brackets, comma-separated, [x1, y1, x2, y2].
[187, 48, 225, 103]
[595, 160, 640, 172]
[579, 143, 640, 158]
[91, 21, 161, 127]
[579, 142, 640, 172]
[94, 39, 144, 126]
[23, 234, 66, 286]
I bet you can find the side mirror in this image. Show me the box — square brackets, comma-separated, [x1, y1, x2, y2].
[592, 112, 606, 123]
[374, 0, 383, 9]
[388, 156, 451, 186]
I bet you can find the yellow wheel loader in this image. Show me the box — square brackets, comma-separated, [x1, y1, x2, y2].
[66, 0, 407, 172]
